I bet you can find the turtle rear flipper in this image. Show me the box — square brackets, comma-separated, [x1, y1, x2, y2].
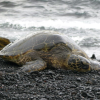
[18, 59, 47, 73]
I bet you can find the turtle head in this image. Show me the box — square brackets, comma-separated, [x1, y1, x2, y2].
[66, 54, 91, 72]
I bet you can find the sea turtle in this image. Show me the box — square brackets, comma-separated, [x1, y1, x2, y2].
[0, 31, 100, 73]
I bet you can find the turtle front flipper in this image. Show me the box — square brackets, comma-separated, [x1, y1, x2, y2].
[90, 60, 100, 71]
[15, 50, 47, 73]
[18, 59, 47, 73]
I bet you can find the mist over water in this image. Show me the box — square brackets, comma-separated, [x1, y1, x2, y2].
[0, 0, 100, 57]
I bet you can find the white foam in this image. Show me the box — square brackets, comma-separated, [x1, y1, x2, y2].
[0, 17, 100, 30]
[71, 36, 84, 42]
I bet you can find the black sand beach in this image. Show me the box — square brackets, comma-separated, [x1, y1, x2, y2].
[0, 58, 100, 100]
[1, 0, 100, 99]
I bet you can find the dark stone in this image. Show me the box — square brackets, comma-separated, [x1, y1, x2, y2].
[40, 98, 47, 100]
[76, 77, 81, 82]
[81, 91, 94, 98]
[91, 54, 96, 59]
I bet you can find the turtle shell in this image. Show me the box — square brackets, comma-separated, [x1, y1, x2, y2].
[0, 31, 87, 58]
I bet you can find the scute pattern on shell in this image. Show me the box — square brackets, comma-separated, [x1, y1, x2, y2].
[0, 31, 87, 58]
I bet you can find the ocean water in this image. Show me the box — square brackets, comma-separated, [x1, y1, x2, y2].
[0, 0, 100, 57]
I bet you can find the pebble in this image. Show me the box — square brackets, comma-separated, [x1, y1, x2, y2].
[81, 91, 94, 98]
[40, 98, 47, 100]
[76, 77, 81, 82]
[96, 92, 100, 95]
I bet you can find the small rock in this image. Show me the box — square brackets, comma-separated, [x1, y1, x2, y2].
[91, 54, 96, 59]
[76, 77, 81, 82]
[86, 80, 92, 84]
[0, 71, 3, 80]
[81, 91, 94, 98]
[96, 92, 100, 95]
[70, 85, 76, 88]
[91, 79, 97, 85]
[40, 98, 47, 100]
